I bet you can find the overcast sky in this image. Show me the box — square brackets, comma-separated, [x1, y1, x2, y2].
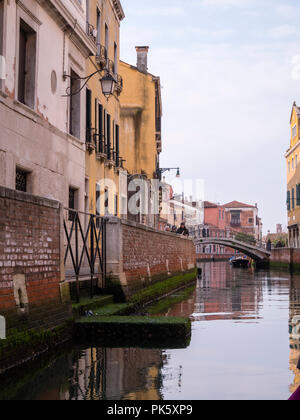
[120, 0, 300, 234]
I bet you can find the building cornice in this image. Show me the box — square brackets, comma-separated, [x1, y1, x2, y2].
[111, 0, 125, 21]
[285, 140, 300, 158]
[225, 208, 256, 212]
[38, 0, 96, 57]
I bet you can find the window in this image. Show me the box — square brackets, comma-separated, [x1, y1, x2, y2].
[297, 184, 300, 206]
[114, 42, 117, 73]
[68, 187, 78, 221]
[103, 108, 107, 147]
[292, 188, 295, 210]
[287, 191, 291, 211]
[231, 211, 241, 226]
[249, 218, 254, 224]
[105, 24, 109, 59]
[288, 161, 291, 173]
[0, 0, 4, 58]
[116, 124, 120, 166]
[96, 9, 101, 55]
[86, 0, 90, 34]
[86, 88, 92, 143]
[69, 70, 81, 139]
[114, 194, 118, 217]
[96, 184, 101, 227]
[16, 168, 28, 192]
[104, 188, 109, 215]
[18, 19, 37, 109]
[107, 113, 111, 160]
[296, 155, 298, 168]
[98, 102, 104, 153]
[293, 125, 297, 139]
[292, 158, 294, 170]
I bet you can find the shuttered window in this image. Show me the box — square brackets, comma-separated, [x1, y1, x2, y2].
[297, 184, 300, 206]
[107, 113, 111, 160]
[116, 124, 120, 167]
[287, 191, 291, 211]
[98, 103, 104, 153]
[292, 188, 295, 209]
[86, 88, 92, 143]
[104, 109, 107, 147]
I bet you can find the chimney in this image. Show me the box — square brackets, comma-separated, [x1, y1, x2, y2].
[136, 46, 149, 73]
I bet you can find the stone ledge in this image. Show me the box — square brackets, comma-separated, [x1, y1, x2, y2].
[0, 186, 60, 210]
[120, 217, 192, 241]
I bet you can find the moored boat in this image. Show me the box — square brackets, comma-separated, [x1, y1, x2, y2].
[229, 257, 250, 268]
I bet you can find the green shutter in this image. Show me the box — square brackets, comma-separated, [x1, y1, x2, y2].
[297, 184, 300, 206]
[292, 188, 295, 209]
[86, 88, 92, 143]
[116, 124, 120, 167]
[107, 113, 111, 160]
[287, 191, 291, 211]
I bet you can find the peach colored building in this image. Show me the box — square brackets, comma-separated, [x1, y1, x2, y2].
[223, 201, 263, 242]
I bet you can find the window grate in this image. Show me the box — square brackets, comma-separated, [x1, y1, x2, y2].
[16, 169, 27, 192]
[69, 187, 77, 221]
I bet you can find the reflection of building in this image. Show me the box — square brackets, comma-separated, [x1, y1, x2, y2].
[289, 276, 300, 393]
[61, 347, 163, 400]
[193, 262, 263, 321]
[286, 102, 300, 248]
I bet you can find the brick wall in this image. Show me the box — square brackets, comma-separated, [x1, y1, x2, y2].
[106, 218, 196, 296]
[122, 221, 195, 281]
[0, 187, 70, 331]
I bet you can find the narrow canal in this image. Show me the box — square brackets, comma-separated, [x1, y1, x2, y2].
[1, 262, 300, 400]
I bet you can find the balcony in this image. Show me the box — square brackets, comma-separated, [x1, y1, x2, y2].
[96, 138, 108, 161]
[87, 23, 97, 43]
[115, 74, 123, 95]
[86, 128, 96, 153]
[231, 222, 241, 228]
[95, 45, 107, 68]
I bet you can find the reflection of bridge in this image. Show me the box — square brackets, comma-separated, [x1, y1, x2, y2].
[195, 237, 271, 262]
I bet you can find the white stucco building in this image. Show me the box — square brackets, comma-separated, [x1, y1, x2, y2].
[0, 0, 96, 210]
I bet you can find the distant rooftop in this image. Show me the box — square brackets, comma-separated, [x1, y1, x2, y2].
[223, 201, 256, 209]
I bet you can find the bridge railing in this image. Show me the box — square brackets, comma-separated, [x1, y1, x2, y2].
[191, 227, 267, 251]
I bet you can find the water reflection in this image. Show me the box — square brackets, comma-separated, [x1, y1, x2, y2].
[289, 276, 300, 394]
[1, 262, 300, 400]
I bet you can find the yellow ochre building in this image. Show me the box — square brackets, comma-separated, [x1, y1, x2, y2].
[119, 46, 162, 227]
[84, 0, 162, 225]
[286, 102, 300, 247]
[84, 0, 125, 219]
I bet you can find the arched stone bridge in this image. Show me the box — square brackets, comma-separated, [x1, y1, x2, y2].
[195, 237, 271, 263]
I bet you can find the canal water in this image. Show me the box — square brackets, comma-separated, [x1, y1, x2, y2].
[1, 261, 300, 400]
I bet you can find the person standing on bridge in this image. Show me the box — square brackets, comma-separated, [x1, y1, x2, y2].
[177, 222, 189, 237]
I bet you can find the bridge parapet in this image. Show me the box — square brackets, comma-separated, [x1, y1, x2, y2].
[195, 237, 271, 262]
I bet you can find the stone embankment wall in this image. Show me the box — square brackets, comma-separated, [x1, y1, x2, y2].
[270, 248, 300, 270]
[106, 218, 196, 296]
[0, 187, 70, 332]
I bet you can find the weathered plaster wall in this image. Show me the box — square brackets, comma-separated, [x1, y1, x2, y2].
[0, 0, 94, 210]
[119, 60, 158, 180]
[0, 187, 70, 331]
